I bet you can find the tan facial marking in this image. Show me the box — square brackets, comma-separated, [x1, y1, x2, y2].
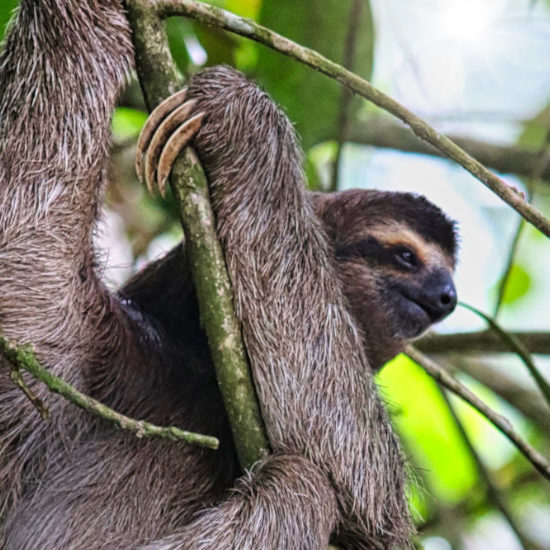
[364, 222, 454, 270]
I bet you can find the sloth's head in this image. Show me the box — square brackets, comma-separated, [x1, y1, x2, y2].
[313, 189, 458, 370]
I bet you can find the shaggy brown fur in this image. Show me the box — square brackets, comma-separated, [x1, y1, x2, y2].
[0, 1, 457, 548]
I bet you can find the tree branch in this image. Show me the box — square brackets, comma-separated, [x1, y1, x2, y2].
[417, 330, 550, 429]
[417, 330, 550, 355]
[494, 138, 547, 318]
[153, 0, 550, 236]
[460, 303, 550, 407]
[347, 118, 550, 186]
[0, 334, 218, 449]
[125, 0, 550, 500]
[418, 467, 541, 534]
[440, 388, 537, 550]
[441, 357, 550, 433]
[406, 346, 550, 481]
[330, 0, 365, 192]
[124, 0, 270, 470]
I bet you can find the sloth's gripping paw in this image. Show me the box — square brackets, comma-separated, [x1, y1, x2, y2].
[135, 88, 205, 196]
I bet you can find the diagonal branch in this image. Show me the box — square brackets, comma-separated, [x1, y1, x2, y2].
[440, 388, 537, 550]
[441, 357, 550, 433]
[494, 133, 548, 318]
[406, 346, 550, 481]
[154, 0, 550, 236]
[0, 334, 219, 449]
[460, 303, 550, 407]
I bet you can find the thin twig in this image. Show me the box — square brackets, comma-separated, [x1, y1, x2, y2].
[439, 389, 537, 550]
[493, 217, 526, 319]
[330, 0, 365, 192]
[406, 346, 550, 481]
[461, 303, 550, 408]
[155, 0, 550, 236]
[494, 131, 549, 317]
[0, 335, 219, 450]
[9, 363, 49, 420]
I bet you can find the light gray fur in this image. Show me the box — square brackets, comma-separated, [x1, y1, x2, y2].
[0, 1, 413, 548]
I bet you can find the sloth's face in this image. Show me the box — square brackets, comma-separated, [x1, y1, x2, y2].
[309, 189, 457, 369]
[312, 189, 458, 371]
[334, 237, 456, 369]
[334, 225, 457, 370]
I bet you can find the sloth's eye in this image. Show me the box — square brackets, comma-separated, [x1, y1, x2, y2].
[394, 246, 418, 269]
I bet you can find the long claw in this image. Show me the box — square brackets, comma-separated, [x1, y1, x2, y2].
[157, 112, 206, 195]
[143, 99, 198, 194]
[135, 87, 188, 182]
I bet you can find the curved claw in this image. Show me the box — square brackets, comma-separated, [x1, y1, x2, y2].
[135, 87, 188, 182]
[156, 112, 206, 195]
[143, 99, 198, 194]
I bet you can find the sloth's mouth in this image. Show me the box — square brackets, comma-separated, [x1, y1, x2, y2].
[396, 292, 432, 338]
[401, 290, 441, 320]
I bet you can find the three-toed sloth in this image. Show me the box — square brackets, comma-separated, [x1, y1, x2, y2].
[0, 1, 457, 548]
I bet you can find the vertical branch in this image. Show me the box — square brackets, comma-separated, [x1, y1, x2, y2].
[124, 0, 270, 469]
[493, 217, 526, 319]
[329, 0, 365, 192]
[494, 130, 550, 317]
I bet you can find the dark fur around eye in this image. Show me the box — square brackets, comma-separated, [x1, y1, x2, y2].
[335, 237, 381, 261]
[336, 238, 422, 272]
[392, 246, 419, 271]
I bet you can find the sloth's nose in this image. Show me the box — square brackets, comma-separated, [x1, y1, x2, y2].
[424, 272, 457, 321]
[436, 282, 457, 316]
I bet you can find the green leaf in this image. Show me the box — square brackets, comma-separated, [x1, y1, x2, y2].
[199, 0, 262, 17]
[517, 101, 550, 149]
[194, 23, 238, 67]
[188, 0, 261, 70]
[255, 0, 374, 149]
[225, 0, 261, 18]
[494, 263, 531, 305]
[306, 141, 338, 190]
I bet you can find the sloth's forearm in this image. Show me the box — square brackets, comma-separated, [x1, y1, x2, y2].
[186, 67, 412, 546]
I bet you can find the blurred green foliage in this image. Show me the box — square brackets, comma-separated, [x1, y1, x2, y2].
[166, 17, 194, 72]
[254, 0, 374, 149]
[112, 108, 148, 141]
[378, 356, 479, 503]
[0, 0, 17, 41]
[493, 263, 532, 306]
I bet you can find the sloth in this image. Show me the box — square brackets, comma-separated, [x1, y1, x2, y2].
[0, 1, 457, 549]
